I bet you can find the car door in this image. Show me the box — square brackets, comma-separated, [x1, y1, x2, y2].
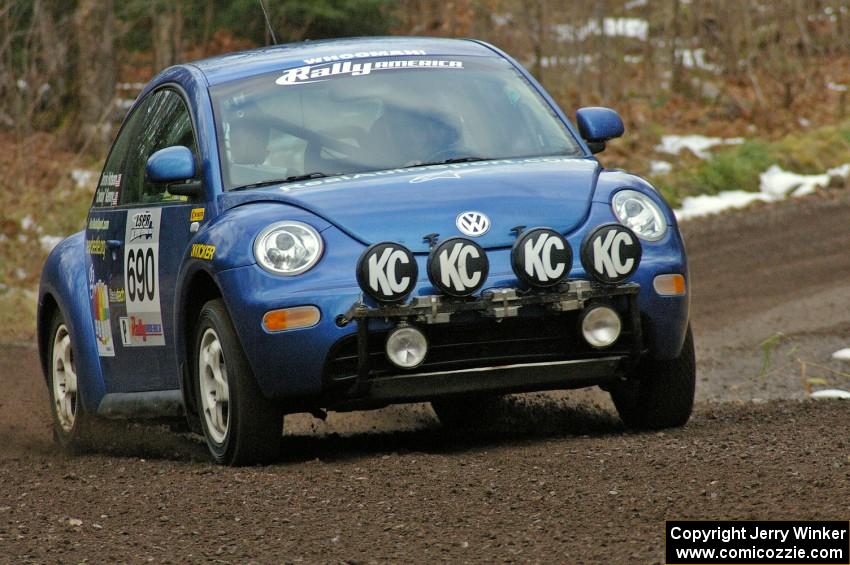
[86, 87, 203, 393]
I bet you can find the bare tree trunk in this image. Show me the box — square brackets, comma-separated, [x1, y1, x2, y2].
[152, 1, 183, 71]
[73, 0, 116, 151]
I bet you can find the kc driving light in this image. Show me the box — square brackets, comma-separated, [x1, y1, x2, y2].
[580, 305, 622, 348]
[612, 190, 667, 241]
[254, 221, 323, 275]
[385, 325, 428, 369]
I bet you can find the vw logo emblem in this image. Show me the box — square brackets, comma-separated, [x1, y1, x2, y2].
[456, 211, 490, 237]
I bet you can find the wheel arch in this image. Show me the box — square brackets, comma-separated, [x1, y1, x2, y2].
[37, 231, 107, 412]
[175, 265, 224, 421]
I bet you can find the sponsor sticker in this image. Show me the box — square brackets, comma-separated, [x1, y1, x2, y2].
[427, 237, 489, 297]
[108, 287, 125, 304]
[88, 218, 110, 231]
[95, 172, 122, 207]
[190, 207, 205, 222]
[86, 239, 106, 256]
[511, 228, 572, 288]
[276, 59, 464, 86]
[279, 157, 576, 191]
[92, 280, 115, 356]
[119, 315, 164, 346]
[123, 209, 165, 346]
[190, 243, 216, 261]
[356, 242, 418, 303]
[580, 224, 641, 284]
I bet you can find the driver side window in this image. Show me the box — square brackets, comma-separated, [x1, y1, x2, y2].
[121, 89, 199, 206]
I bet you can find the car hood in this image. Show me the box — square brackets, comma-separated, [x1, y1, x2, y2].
[220, 157, 601, 253]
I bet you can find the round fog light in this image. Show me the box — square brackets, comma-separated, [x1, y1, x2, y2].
[386, 325, 428, 369]
[581, 306, 622, 348]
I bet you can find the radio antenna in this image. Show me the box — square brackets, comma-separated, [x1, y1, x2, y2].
[258, 0, 278, 45]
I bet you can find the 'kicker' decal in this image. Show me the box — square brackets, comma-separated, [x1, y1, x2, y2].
[122, 209, 165, 346]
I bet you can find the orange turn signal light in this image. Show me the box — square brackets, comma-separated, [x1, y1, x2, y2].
[262, 306, 320, 332]
[653, 274, 686, 296]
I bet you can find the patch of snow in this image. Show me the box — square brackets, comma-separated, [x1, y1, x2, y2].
[798, 117, 811, 127]
[624, 0, 647, 9]
[827, 82, 848, 92]
[71, 169, 98, 190]
[14, 268, 27, 280]
[624, 54, 643, 64]
[678, 48, 718, 72]
[827, 163, 850, 177]
[676, 162, 850, 221]
[39, 235, 64, 253]
[760, 165, 831, 197]
[655, 135, 744, 159]
[675, 191, 774, 221]
[831, 348, 850, 361]
[20, 215, 34, 231]
[554, 17, 648, 42]
[650, 160, 672, 175]
[810, 389, 850, 399]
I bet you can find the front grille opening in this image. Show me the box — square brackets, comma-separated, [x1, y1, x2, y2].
[324, 306, 634, 384]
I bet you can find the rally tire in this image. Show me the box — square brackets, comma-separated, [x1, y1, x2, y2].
[610, 325, 695, 430]
[431, 395, 505, 429]
[194, 299, 283, 466]
[47, 310, 93, 453]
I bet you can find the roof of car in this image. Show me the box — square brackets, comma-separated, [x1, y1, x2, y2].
[188, 36, 499, 86]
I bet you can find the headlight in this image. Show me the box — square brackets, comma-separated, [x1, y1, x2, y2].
[612, 190, 667, 241]
[254, 221, 323, 275]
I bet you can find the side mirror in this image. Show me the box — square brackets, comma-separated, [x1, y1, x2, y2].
[145, 146, 202, 197]
[575, 107, 624, 154]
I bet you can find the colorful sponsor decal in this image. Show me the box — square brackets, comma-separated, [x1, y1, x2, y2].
[276, 59, 463, 86]
[86, 239, 106, 256]
[303, 49, 426, 64]
[108, 287, 125, 303]
[119, 315, 164, 347]
[190, 207, 205, 222]
[92, 280, 115, 356]
[123, 209, 165, 346]
[88, 218, 110, 231]
[190, 243, 216, 261]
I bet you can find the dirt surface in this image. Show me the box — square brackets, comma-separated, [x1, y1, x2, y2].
[2, 190, 850, 563]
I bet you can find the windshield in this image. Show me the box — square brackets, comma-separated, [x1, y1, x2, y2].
[209, 55, 583, 190]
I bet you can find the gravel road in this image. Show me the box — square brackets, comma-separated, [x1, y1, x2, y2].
[2, 189, 849, 563]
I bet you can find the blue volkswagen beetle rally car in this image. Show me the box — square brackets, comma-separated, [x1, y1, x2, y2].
[38, 37, 694, 465]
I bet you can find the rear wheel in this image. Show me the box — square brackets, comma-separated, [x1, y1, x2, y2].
[610, 325, 695, 429]
[47, 311, 92, 452]
[194, 299, 282, 465]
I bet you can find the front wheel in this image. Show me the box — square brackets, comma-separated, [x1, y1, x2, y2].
[610, 325, 696, 429]
[194, 299, 282, 465]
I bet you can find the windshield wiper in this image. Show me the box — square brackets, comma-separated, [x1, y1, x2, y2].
[231, 172, 329, 191]
[407, 156, 489, 168]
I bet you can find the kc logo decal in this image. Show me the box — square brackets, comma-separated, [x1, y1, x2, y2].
[427, 238, 489, 297]
[511, 228, 572, 288]
[580, 224, 641, 284]
[356, 242, 418, 303]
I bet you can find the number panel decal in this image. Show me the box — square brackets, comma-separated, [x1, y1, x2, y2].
[120, 208, 165, 347]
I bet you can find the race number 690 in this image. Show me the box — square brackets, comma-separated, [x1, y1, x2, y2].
[126, 247, 156, 302]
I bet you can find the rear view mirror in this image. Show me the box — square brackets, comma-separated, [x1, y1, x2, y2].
[576, 107, 625, 154]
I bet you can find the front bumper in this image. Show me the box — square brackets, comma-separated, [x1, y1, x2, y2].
[330, 280, 642, 406]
